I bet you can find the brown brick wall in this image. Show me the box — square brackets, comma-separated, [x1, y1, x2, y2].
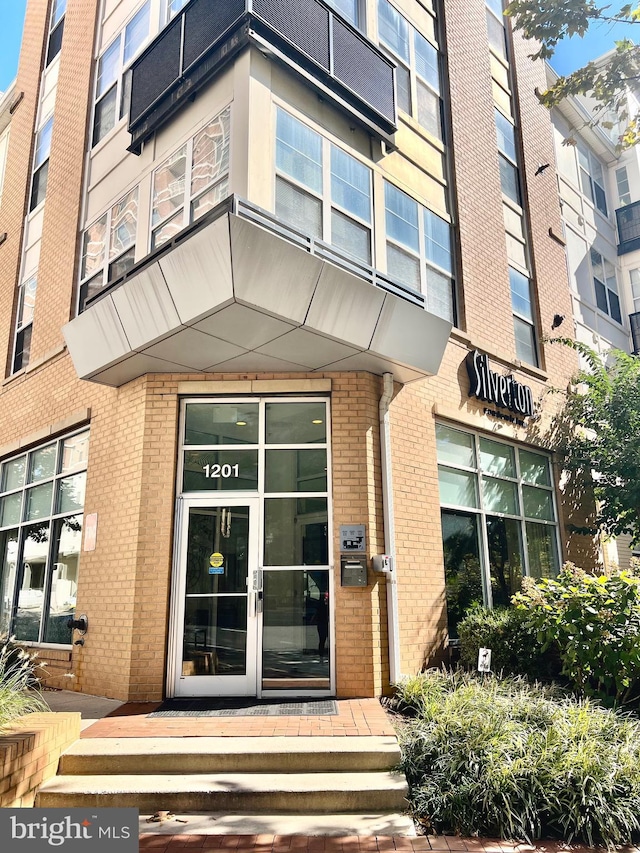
[0, 712, 79, 807]
[0, 0, 49, 376]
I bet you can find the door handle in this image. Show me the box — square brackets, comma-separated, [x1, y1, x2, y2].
[257, 590, 263, 614]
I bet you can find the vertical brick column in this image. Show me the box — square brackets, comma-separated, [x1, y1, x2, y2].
[0, 0, 48, 376]
[30, 0, 101, 360]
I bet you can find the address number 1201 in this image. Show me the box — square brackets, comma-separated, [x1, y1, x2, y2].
[203, 463, 240, 478]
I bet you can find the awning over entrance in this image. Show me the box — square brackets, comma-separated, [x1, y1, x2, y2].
[63, 209, 452, 387]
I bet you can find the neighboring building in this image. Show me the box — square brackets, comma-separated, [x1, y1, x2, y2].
[0, 0, 578, 702]
[549, 61, 640, 570]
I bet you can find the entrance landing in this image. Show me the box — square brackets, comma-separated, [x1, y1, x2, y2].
[80, 698, 394, 738]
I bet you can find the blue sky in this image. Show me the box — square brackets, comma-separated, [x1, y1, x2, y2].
[0, 1, 638, 93]
[551, 2, 639, 75]
[0, 0, 27, 92]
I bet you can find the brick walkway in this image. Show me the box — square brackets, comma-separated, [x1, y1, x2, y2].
[138, 835, 640, 852]
[81, 699, 394, 738]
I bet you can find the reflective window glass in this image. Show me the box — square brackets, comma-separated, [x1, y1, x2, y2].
[479, 438, 515, 477]
[522, 485, 554, 521]
[61, 431, 90, 474]
[44, 515, 81, 644]
[0, 530, 18, 634]
[331, 146, 371, 222]
[1, 494, 21, 527]
[265, 450, 327, 493]
[442, 510, 484, 638]
[436, 424, 475, 468]
[276, 110, 322, 194]
[385, 183, 419, 252]
[28, 445, 57, 483]
[25, 483, 53, 521]
[519, 450, 550, 486]
[265, 403, 327, 444]
[526, 521, 560, 579]
[14, 522, 50, 642]
[438, 467, 478, 508]
[182, 450, 258, 492]
[185, 403, 259, 445]
[123, 2, 150, 65]
[264, 498, 328, 566]
[57, 473, 87, 514]
[482, 476, 519, 515]
[2, 456, 26, 492]
[486, 516, 523, 607]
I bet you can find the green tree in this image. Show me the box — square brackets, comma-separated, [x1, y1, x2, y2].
[506, 1, 640, 147]
[552, 338, 640, 544]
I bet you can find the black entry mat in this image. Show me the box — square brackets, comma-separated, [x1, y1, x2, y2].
[148, 698, 338, 717]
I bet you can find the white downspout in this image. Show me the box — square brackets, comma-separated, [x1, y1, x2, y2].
[379, 372, 401, 686]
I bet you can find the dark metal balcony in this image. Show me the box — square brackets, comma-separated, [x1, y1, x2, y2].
[127, 0, 397, 154]
[616, 200, 640, 255]
[630, 312, 640, 355]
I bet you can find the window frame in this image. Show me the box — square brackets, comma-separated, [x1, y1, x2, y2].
[437, 423, 561, 614]
[377, 0, 444, 141]
[78, 186, 140, 313]
[46, 0, 66, 66]
[384, 179, 455, 322]
[615, 166, 631, 206]
[150, 105, 231, 252]
[590, 247, 622, 324]
[0, 428, 89, 647]
[29, 114, 54, 213]
[11, 274, 37, 375]
[578, 145, 608, 217]
[91, 1, 151, 149]
[274, 107, 374, 266]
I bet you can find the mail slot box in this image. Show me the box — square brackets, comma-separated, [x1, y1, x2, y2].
[341, 556, 368, 587]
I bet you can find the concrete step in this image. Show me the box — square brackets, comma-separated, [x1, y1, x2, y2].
[36, 770, 409, 813]
[59, 736, 401, 775]
[137, 811, 416, 836]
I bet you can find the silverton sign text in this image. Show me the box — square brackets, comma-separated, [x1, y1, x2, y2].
[466, 350, 534, 418]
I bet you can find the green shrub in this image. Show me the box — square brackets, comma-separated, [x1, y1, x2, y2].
[394, 670, 640, 847]
[514, 563, 640, 706]
[457, 605, 561, 681]
[0, 636, 48, 732]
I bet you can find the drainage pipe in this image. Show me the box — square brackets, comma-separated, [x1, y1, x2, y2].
[379, 372, 401, 686]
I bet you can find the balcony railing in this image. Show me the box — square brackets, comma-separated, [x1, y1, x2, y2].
[616, 200, 640, 255]
[128, 0, 396, 154]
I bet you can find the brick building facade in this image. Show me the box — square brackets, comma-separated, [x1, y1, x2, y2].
[0, 0, 581, 701]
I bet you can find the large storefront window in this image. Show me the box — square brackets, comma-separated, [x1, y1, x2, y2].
[0, 430, 89, 645]
[437, 423, 559, 637]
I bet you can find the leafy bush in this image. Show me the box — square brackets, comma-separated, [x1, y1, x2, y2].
[457, 605, 561, 681]
[513, 563, 640, 706]
[393, 670, 640, 847]
[0, 636, 48, 732]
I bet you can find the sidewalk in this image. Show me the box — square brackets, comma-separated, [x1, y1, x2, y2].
[137, 835, 640, 852]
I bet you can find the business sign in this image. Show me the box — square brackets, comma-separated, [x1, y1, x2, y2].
[466, 350, 534, 424]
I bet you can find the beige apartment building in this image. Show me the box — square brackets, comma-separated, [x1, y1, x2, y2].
[0, 0, 580, 702]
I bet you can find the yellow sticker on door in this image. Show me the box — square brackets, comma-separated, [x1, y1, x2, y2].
[210, 553, 224, 568]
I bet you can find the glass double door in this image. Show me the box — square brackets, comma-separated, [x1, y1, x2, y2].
[173, 497, 331, 697]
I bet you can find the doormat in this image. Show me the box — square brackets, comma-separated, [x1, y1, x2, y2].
[148, 698, 338, 717]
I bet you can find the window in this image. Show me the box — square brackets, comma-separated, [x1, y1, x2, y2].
[509, 267, 537, 366]
[78, 187, 139, 312]
[275, 108, 372, 264]
[326, 0, 361, 28]
[12, 275, 37, 374]
[578, 146, 608, 216]
[167, 0, 189, 20]
[495, 109, 521, 206]
[591, 248, 622, 323]
[0, 126, 9, 206]
[92, 1, 150, 147]
[29, 116, 53, 212]
[0, 430, 89, 645]
[151, 106, 230, 250]
[630, 268, 640, 313]
[384, 181, 454, 321]
[378, 0, 443, 140]
[46, 0, 66, 65]
[486, 0, 507, 60]
[616, 166, 631, 206]
[437, 424, 559, 637]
